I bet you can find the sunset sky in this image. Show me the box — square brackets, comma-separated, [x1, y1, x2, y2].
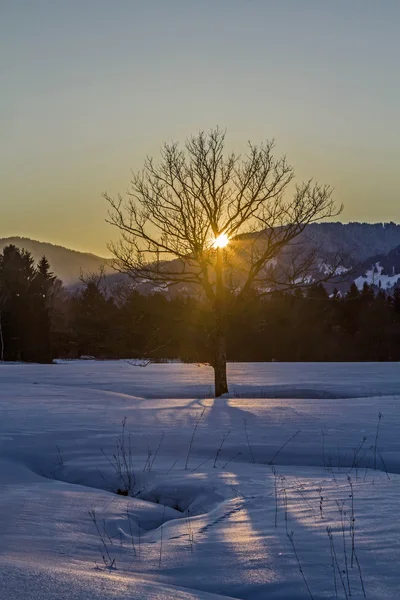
[1, 0, 399, 256]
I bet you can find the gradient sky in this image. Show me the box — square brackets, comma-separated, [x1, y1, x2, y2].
[1, 1, 399, 256]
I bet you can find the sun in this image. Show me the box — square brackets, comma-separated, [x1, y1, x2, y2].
[212, 233, 230, 249]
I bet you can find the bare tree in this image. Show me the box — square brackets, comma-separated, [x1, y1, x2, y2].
[104, 128, 342, 396]
[79, 265, 108, 291]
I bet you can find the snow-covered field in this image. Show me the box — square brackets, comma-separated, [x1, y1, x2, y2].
[1, 361, 399, 599]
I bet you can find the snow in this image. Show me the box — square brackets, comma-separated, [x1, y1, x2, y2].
[355, 261, 400, 290]
[319, 262, 351, 276]
[0, 361, 400, 599]
[293, 275, 314, 285]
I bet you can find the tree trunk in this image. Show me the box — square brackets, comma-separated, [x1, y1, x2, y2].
[213, 246, 229, 397]
[214, 329, 228, 397]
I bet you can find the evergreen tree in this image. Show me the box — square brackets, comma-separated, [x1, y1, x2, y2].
[0, 247, 58, 362]
[0, 245, 36, 360]
[29, 255, 56, 362]
[73, 281, 117, 357]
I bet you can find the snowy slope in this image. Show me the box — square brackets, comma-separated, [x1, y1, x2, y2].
[355, 261, 400, 290]
[355, 245, 400, 291]
[0, 361, 399, 599]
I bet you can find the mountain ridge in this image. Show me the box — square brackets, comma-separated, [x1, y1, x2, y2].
[0, 237, 112, 284]
[3, 222, 400, 290]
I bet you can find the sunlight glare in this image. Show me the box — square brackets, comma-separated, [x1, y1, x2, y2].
[213, 233, 230, 248]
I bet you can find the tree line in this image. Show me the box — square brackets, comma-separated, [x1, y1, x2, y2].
[2, 243, 400, 364]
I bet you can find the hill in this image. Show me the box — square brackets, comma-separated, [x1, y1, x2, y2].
[3, 223, 400, 290]
[301, 222, 400, 261]
[0, 237, 111, 285]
